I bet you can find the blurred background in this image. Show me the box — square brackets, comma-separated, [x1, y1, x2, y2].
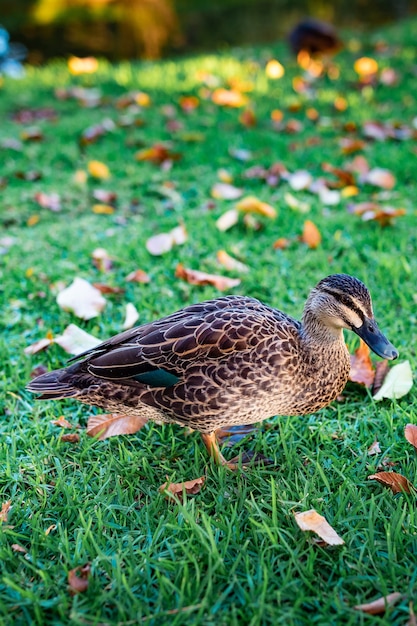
[2, 0, 417, 64]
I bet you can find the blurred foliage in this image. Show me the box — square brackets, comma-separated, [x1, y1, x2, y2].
[1, 0, 417, 61]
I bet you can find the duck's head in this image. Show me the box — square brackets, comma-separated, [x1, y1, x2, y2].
[305, 274, 398, 360]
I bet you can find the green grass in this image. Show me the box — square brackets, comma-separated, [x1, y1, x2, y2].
[1, 16, 417, 625]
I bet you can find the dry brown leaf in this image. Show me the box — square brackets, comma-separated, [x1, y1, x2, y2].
[86, 413, 148, 440]
[236, 196, 277, 218]
[60, 433, 80, 443]
[348, 202, 406, 226]
[11, 544, 28, 554]
[159, 476, 205, 500]
[135, 144, 181, 164]
[349, 340, 375, 387]
[340, 138, 366, 154]
[404, 424, 417, 451]
[368, 471, 414, 494]
[175, 264, 241, 291]
[68, 564, 91, 595]
[92, 283, 125, 295]
[294, 509, 345, 545]
[0, 501, 11, 523]
[301, 220, 321, 249]
[367, 440, 382, 456]
[56, 278, 106, 320]
[51, 416, 74, 429]
[125, 269, 151, 283]
[216, 250, 249, 273]
[354, 592, 403, 615]
[24, 336, 54, 355]
[372, 360, 390, 396]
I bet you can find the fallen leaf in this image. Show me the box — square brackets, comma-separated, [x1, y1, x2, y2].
[68, 564, 91, 595]
[146, 233, 174, 256]
[45, 524, 57, 536]
[34, 192, 61, 212]
[372, 360, 390, 395]
[91, 247, 113, 272]
[349, 340, 375, 387]
[339, 138, 366, 154]
[212, 89, 248, 107]
[159, 476, 205, 500]
[92, 203, 115, 215]
[239, 109, 257, 127]
[179, 95, 199, 112]
[123, 303, 140, 330]
[284, 192, 310, 213]
[24, 336, 53, 355]
[93, 283, 125, 295]
[135, 144, 181, 165]
[125, 269, 151, 283]
[51, 416, 74, 429]
[288, 170, 313, 191]
[0, 501, 11, 523]
[235, 196, 277, 218]
[20, 127, 44, 142]
[364, 168, 396, 189]
[60, 433, 80, 443]
[56, 277, 106, 320]
[404, 424, 417, 451]
[273, 237, 291, 250]
[54, 324, 101, 355]
[175, 264, 241, 291]
[373, 361, 413, 401]
[300, 220, 321, 248]
[265, 59, 285, 79]
[216, 208, 239, 232]
[11, 544, 27, 554]
[86, 413, 148, 440]
[348, 202, 406, 226]
[211, 182, 243, 200]
[170, 224, 188, 245]
[354, 592, 403, 615]
[368, 471, 414, 494]
[367, 440, 382, 456]
[294, 509, 344, 545]
[217, 250, 249, 273]
[354, 57, 378, 77]
[88, 160, 110, 179]
[68, 55, 98, 74]
[92, 189, 117, 204]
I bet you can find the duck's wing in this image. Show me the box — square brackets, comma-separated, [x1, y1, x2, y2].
[71, 295, 300, 387]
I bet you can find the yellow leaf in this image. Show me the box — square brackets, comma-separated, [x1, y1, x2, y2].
[88, 160, 110, 179]
[92, 204, 115, 215]
[265, 59, 285, 79]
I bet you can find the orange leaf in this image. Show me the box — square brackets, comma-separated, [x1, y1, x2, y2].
[235, 196, 277, 218]
[159, 476, 205, 500]
[216, 250, 249, 273]
[60, 433, 80, 443]
[294, 509, 344, 545]
[239, 109, 257, 127]
[349, 340, 375, 387]
[212, 89, 248, 108]
[68, 564, 91, 595]
[365, 168, 396, 189]
[273, 237, 291, 250]
[88, 160, 110, 179]
[354, 592, 403, 615]
[339, 138, 365, 154]
[125, 269, 151, 283]
[51, 416, 74, 429]
[301, 220, 321, 248]
[135, 144, 181, 164]
[368, 471, 414, 494]
[175, 264, 240, 291]
[354, 57, 378, 77]
[86, 413, 148, 440]
[404, 424, 417, 451]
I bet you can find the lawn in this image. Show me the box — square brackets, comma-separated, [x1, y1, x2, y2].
[0, 16, 417, 626]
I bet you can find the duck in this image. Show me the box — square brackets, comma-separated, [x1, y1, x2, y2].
[26, 274, 398, 469]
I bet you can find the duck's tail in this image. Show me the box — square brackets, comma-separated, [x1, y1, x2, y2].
[26, 364, 82, 400]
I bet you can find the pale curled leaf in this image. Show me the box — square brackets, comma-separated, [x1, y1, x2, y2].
[11, 544, 27, 554]
[24, 337, 53, 355]
[404, 424, 417, 451]
[56, 278, 106, 320]
[294, 509, 344, 545]
[51, 416, 74, 429]
[216, 208, 239, 232]
[54, 324, 101, 355]
[159, 476, 205, 499]
[211, 182, 243, 200]
[367, 440, 382, 456]
[368, 471, 414, 494]
[86, 413, 148, 440]
[373, 361, 413, 401]
[122, 303, 140, 330]
[235, 196, 277, 219]
[354, 592, 403, 615]
[216, 250, 249, 273]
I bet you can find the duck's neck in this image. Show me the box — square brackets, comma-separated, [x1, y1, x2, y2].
[301, 308, 346, 351]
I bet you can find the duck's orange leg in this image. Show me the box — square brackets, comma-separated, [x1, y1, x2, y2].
[200, 432, 240, 470]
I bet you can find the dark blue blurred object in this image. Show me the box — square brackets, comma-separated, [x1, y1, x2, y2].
[0, 26, 26, 77]
[289, 18, 342, 56]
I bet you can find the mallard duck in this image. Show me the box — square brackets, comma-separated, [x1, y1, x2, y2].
[27, 274, 398, 468]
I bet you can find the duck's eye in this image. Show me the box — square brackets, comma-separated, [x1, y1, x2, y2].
[339, 295, 351, 307]
[368, 323, 375, 333]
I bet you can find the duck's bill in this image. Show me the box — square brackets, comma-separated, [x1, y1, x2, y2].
[354, 318, 398, 360]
